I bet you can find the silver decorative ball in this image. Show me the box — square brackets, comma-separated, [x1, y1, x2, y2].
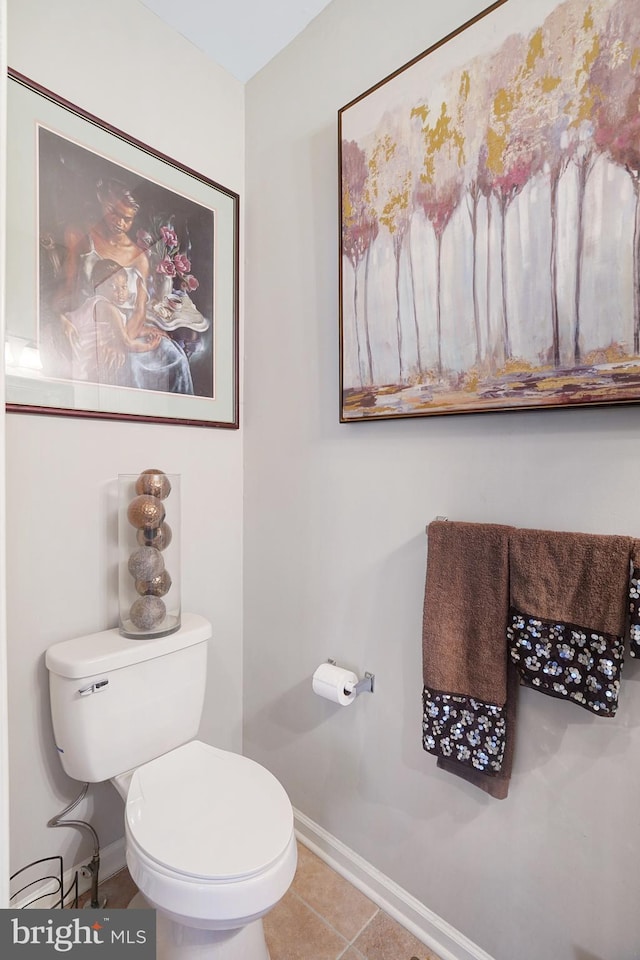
[136, 521, 173, 551]
[129, 596, 166, 631]
[135, 469, 172, 500]
[135, 569, 172, 598]
[127, 546, 164, 581]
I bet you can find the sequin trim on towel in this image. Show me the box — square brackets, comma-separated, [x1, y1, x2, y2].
[507, 606, 623, 717]
[629, 566, 640, 658]
[422, 686, 507, 774]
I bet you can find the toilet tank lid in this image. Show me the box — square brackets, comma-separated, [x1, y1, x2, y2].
[45, 613, 211, 679]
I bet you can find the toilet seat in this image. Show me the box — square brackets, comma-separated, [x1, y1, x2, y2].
[123, 740, 298, 930]
[125, 740, 293, 880]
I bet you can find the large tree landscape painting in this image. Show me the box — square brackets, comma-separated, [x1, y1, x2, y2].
[339, 0, 640, 421]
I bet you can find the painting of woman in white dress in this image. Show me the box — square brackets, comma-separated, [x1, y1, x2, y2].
[38, 126, 215, 397]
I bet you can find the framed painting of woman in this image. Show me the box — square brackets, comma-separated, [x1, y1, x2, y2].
[6, 70, 239, 428]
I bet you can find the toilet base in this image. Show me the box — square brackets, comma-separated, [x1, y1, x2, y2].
[128, 892, 270, 960]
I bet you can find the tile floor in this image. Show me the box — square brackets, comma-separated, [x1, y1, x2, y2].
[82, 841, 442, 960]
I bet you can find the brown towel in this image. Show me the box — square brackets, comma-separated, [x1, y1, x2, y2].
[508, 528, 633, 717]
[423, 520, 513, 704]
[510, 529, 632, 636]
[422, 520, 515, 799]
[436, 658, 519, 801]
[629, 539, 640, 658]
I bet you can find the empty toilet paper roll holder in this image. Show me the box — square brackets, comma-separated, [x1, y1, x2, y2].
[327, 659, 375, 696]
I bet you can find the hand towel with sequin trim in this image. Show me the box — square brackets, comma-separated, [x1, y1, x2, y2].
[422, 520, 515, 799]
[628, 540, 640, 658]
[508, 528, 633, 717]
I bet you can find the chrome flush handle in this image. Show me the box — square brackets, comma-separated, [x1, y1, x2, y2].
[78, 680, 109, 697]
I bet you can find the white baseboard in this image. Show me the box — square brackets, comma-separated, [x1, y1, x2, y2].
[11, 837, 126, 910]
[293, 809, 495, 960]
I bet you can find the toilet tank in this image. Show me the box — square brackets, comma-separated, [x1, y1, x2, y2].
[45, 613, 211, 783]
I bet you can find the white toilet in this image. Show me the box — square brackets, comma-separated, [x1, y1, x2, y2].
[45, 613, 297, 960]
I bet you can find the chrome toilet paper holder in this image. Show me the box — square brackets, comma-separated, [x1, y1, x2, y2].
[327, 659, 375, 696]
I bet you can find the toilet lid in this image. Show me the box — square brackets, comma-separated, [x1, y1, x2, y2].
[125, 740, 293, 881]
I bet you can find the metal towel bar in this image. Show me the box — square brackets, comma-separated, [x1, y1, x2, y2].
[425, 515, 448, 533]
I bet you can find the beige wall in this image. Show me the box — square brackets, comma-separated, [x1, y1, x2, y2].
[243, 1, 640, 959]
[5, 0, 640, 957]
[0, 0, 8, 911]
[5, 0, 244, 881]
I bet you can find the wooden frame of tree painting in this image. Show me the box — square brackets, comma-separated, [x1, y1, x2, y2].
[339, 0, 640, 422]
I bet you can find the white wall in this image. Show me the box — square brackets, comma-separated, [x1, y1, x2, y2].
[6, 0, 244, 885]
[0, 0, 9, 911]
[243, 2, 640, 959]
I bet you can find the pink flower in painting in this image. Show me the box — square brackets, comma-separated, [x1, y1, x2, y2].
[173, 253, 192, 275]
[148, 218, 200, 296]
[160, 225, 179, 248]
[157, 257, 177, 277]
[181, 273, 200, 290]
[181, 274, 199, 292]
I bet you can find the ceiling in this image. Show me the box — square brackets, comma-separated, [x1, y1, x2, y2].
[138, 0, 334, 83]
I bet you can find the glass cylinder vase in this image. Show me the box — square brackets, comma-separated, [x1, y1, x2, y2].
[118, 470, 181, 639]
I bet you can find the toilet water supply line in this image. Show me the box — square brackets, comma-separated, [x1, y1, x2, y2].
[47, 783, 104, 908]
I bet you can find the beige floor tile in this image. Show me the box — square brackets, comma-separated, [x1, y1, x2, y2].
[352, 910, 440, 960]
[264, 889, 349, 960]
[80, 853, 444, 960]
[292, 844, 378, 940]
